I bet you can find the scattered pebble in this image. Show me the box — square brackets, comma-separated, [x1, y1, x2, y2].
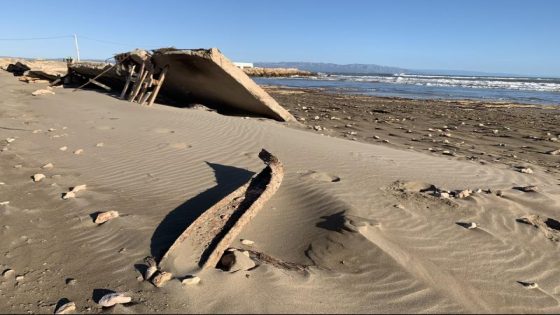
[2, 268, 14, 278]
[94, 210, 119, 224]
[41, 163, 54, 169]
[15, 275, 24, 281]
[182, 276, 201, 286]
[31, 88, 55, 96]
[73, 149, 83, 155]
[33, 173, 46, 182]
[6, 138, 15, 143]
[48, 128, 56, 132]
[98, 292, 132, 307]
[0, 201, 9, 206]
[519, 281, 539, 289]
[519, 168, 534, 174]
[241, 239, 254, 246]
[62, 192, 76, 200]
[59, 146, 68, 151]
[54, 301, 76, 314]
[66, 278, 77, 285]
[152, 271, 173, 288]
[220, 249, 256, 272]
[96, 142, 104, 147]
[519, 185, 538, 193]
[456, 189, 472, 199]
[547, 149, 560, 155]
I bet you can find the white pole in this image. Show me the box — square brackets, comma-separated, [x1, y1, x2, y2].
[73, 34, 80, 62]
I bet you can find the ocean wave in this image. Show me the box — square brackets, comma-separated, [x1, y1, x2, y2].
[314, 74, 560, 92]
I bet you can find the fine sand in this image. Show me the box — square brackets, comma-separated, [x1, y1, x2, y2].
[1, 70, 560, 313]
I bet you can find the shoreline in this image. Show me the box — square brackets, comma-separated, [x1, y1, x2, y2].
[265, 85, 560, 177]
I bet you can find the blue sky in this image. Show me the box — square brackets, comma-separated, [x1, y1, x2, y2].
[0, 0, 558, 76]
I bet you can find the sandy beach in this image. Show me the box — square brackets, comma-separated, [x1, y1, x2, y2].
[1, 69, 560, 314]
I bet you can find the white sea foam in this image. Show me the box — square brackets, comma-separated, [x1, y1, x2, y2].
[315, 74, 560, 92]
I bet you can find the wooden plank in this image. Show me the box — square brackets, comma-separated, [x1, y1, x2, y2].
[128, 62, 146, 102]
[136, 72, 153, 104]
[88, 78, 111, 91]
[119, 64, 136, 99]
[159, 149, 284, 273]
[147, 66, 169, 106]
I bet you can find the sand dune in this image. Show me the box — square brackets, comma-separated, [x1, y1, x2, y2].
[0, 70, 559, 313]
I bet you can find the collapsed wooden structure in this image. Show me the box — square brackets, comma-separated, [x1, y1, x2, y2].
[159, 149, 284, 275]
[67, 48, 296, 121]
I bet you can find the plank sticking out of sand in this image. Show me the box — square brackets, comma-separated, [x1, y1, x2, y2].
[159, 149, 284, 273]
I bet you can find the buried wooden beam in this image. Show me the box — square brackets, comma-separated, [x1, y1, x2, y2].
[158, 149, 284, 273]
[146, 65, 169, 106]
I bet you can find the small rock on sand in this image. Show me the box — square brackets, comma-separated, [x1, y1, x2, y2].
[547, 149, 560, 155]
[54, 301, 76, 314]
[59, 146, 68, 151]
[31, 88, 55, 96]
[456, 189, 472, 199]
[519, 168, 534, 174]
[94, 210, 119, 224]
[0, 201, 9, 206]
[98, 293, 132, 307]
[241, 239, 254, 246]
[41, 163, 54, 169]
[181, 276, 201, 286]
[152, 271, 173, 288]
[5, 138, 15, 143]
[2, 269, 14, 278]
[62, 192, 76, 200]
[71, 184, 87, 193]
[96, 142, 104, 147]
[33, 174, 46, 182]
[220, 249, 256, 272]
[15, 275, 24, 281]
[73, 149, 83, 155]
[519, 185, 538, 193]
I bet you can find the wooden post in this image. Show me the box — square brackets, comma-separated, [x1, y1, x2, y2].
[136, 72, 153, 104]
[147, 66, 169, 106]
[120, 64, 136, 99]
[128, 62, 146, 102]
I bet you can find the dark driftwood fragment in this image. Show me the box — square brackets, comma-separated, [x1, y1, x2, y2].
[159, 149, 284, 271]
[231, 247, 309, 273]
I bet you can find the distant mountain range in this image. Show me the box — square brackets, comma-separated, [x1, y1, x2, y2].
[254, 61, 520, 77]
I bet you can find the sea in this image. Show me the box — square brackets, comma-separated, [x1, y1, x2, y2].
[254, 73, 560, 105]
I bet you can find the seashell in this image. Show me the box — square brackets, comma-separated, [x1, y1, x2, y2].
[54, 301, 76, 314]
[33, 174, 46, 182]
[151, 271, 173, 288]
[94, 210, 119, 224]
[98, 292, 132, 307]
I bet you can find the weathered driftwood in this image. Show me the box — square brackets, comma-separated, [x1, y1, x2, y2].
[159, 149, 284, 272]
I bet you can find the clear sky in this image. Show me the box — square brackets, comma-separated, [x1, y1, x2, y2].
[1, 0, 558, 76]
